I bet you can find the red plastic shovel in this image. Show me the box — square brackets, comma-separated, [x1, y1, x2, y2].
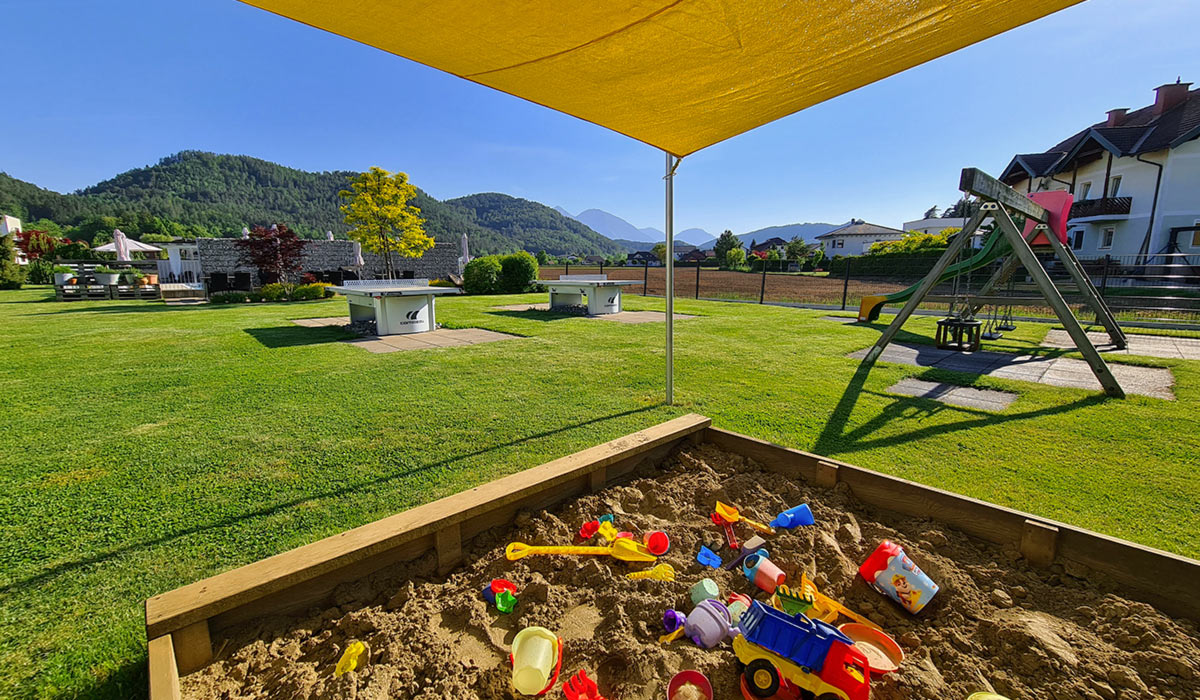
[710, 512, 739, 550]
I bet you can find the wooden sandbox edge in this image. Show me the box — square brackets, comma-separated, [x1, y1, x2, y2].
[704, 426, 1200, 622]
[144, 412, 710, 688]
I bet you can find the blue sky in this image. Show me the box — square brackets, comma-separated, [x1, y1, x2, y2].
[3, 0, 1198, 235]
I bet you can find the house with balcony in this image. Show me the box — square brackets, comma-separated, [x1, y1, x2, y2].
[999, 80, 1200, 263]
[816, 219, 905, 256]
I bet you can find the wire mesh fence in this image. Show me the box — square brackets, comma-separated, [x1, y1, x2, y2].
[539, 253, 1200, 335]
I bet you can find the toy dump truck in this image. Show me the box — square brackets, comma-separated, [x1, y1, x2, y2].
[733, 601, 871, 700]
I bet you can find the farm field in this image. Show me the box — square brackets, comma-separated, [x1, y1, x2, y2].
[1, 286, 1198, 699]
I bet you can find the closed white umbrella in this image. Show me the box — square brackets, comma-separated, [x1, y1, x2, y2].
[353, 241, 365, 267]
[459, 233, 470, 273]
[241, 227, 250, 240]
[113, 229, 132, 262]
[326, 231, 334, 241]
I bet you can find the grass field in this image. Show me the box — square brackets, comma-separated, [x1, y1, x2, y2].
[1, 286, 1198, 699]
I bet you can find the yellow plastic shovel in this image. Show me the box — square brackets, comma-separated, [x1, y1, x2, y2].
[716, 501, 776, 535]
[800, 573, 882, 630]
[505, 538, 657, 563]
[626, 563, 676, 581]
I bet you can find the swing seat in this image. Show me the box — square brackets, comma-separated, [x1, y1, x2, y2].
[996, 323, 1017, 332]
[981, 331, 1004, 340]
[936, 318, 982, 352]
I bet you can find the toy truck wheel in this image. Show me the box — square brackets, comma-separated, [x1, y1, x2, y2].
[744, 659, 781, 698]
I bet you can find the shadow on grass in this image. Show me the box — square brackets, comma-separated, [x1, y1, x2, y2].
[244, 325, 353, 348]
[487, 308, 587, 322]
[813, 359, 1109, 459]
[1, 405, 660, 601]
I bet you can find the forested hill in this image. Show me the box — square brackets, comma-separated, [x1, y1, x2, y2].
[444, 193, 625, 256]
[0, 151, 619, 255]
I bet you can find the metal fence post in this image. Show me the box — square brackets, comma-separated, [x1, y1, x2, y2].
[565, 262, 570, 276]
[695, 263, 701, 299]
[759, 258, 767, 304]
[1100, 254, 1111, 297]
[599, 262, 604, 277]
[643, 261, 649, 294]
[841, 257, 851, 310]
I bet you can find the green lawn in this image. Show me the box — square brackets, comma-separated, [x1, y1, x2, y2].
[1, 287, 1197, 699]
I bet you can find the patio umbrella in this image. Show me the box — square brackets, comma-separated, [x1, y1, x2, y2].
[353, 241, 365, 268]
[241, 0, 1082, 404]
[241, 227, 250, 240]
[113, 229, 132, 262]
[459, 233, 470, 273]
[326, 231, 335, 241]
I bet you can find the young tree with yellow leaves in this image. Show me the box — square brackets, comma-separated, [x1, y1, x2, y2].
[339, 167, 433, 280]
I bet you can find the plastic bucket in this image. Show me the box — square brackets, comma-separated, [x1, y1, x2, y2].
[859, 540, 938, 614]
[667, 670, 713, 700]
[742, 551, 785, 594]
[643, 530, 671, 555]
[511, 627, 558, 695]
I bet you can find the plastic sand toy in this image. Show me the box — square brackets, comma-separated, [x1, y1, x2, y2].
[859, 540, 939, 614]
[505, 539, 657, 563]
[668, 670, 713, 700]
[684, 599, 734, 648]
[838, 623, 904, 674]
[643, 530, 671, 555]
[742, 550, 786, 593]
[769, 504, 814, 529]
[724, 535, 768, 570]
[596, 520, 620, 543]
[773, 584, 815, 616]
[716, 501, 776, 535]
[510, 627, 563, 695]
[711, 512, 739, 550]
[797, 574, 881, 630]
[483, 579, 520, 613]
[563, 669, 607, 700]
[334, 640, 367, 677]
[689, 578, 720, 606]
[660, 609, 687, 644]
[579, 520, 600, 540]
[696, 545, 722, 568]
[626, 563, 676, 581]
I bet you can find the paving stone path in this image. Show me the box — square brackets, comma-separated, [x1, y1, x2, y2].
[887, 378, 1018, 410]
[1042, 329, 1200, 360]
[848, 343, 1174, 400]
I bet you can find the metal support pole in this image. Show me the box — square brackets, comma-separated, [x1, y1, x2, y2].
[664, 151, 679, 405]
[841, 258, 851, 310]
[600, 262, 604, 277]
[643, 261, 648, 294]
[565, 262, 569, 276]
[695, 263, 701, 299]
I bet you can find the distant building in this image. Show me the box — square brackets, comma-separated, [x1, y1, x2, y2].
[627, 250, 660, 266]
[678, 248, 714, 263]
[583, 255, 606, 265]
[1, 216, 24, 264]
[816, 219, 905, 256]
[902, 217, 967, 235]
[750, 237, 788, 253]
[197, 239, 460, 289]
[999, 80, 1200, 260]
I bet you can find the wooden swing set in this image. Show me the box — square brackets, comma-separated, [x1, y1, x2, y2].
[860, 168, 1128, 398]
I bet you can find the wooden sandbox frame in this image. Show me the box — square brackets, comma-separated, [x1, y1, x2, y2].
[145, 414, 1200, 698]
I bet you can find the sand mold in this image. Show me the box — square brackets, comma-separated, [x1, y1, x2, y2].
[183, 444, 1200, 699]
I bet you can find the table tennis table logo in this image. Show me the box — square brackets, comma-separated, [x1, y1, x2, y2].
[607, 295, 617, 305]
[404, 309, 422, 321]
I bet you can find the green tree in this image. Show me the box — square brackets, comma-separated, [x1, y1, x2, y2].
[498, 251, 539, 293]
[869, 227, 958, 254]
[24, 218, 63, 238]
[785, 236, 807, 261]
[713, 230, 741, 267]
[339, 167, 433, 280]
[536, 250, 550, 265]
[724, 247, 746, 270]
[463, 256, 501, 294]
[767, 248, 781, 262]
[651, 242, 668, 264]
[0, 234, 24, 289]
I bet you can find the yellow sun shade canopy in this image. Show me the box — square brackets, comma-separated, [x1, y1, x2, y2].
[242, 0, 1080, 156]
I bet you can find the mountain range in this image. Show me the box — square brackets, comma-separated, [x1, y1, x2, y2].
[0, 151, 837, 258]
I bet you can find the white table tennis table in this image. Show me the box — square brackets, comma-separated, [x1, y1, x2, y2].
[544, 275, 640, 315]
[330, 279, 461, 335]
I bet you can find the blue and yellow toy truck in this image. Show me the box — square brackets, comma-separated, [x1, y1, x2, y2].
[733, 601, 872, 700]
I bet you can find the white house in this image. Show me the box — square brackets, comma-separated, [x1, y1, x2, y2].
[902, 216, 967, 236]
[999, 80, 1200, 262]
[816, 219, 905, 256]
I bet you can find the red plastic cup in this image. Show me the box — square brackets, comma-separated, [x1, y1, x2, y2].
[617, 531, 634, 540]
[643, 531, 671, 555]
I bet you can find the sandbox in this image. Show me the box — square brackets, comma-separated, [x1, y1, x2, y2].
[146, 415, 1200, 699]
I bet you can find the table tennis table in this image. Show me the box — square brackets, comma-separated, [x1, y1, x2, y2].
[330, 279, 461, 335]
[544, 275, 640, 315]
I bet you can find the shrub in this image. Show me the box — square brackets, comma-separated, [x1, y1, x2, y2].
[27, 259, 55, 284]
[54, 241, 94, 260]
[94, 265, 120, 275]
[463, 256, 502, 294]
[120, 268, 145, 284]
[210, 291, 249, 303]
[0, 235, 24, 290]
[498, 251, 539, 293]
[260, 282, 290, 302]
[428, 278, 458, 288]
[318, 282, 335, 298]
[290, 283, 325, 301]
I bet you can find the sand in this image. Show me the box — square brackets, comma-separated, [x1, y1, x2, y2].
[182, 444, 1200, 699]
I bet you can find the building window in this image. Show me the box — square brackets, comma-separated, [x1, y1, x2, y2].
[1078, 181, 1092, 200]
[1071, 229, 1084, 250]
[1107, 175, 1122, 198]
[1100, 227, 1115, 250]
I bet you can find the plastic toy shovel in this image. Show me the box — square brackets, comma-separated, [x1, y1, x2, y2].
[505, 539, 657, 563]
[716, 501, 776, 535]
